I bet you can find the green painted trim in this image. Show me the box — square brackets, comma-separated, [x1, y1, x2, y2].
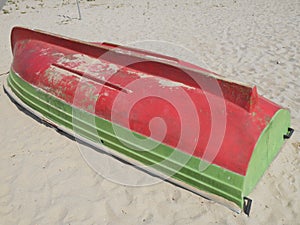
[8, 70, 246, 208]
[244, 109, 290, 195]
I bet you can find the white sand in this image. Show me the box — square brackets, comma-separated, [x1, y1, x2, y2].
[0, 0, 299, 224]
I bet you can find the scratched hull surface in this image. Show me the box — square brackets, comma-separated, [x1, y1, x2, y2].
[6, 27, 293, 213]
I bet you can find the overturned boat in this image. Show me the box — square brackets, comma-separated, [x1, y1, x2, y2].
[4, 27, 293, 214]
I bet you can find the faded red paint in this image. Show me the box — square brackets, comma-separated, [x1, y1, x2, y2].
[11, 27, 281, 175]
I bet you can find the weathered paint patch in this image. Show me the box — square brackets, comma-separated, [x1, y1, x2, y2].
[40, 48, 51, 56]
[158, 78, 195, 90]
[56, 53, 121, 78]
[125, 69, 152, 80]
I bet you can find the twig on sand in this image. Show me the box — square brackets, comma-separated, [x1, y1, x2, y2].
[0, 71, 9, 77]
[76, 0, 82, 20]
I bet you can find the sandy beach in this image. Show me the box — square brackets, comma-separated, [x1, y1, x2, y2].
[0, 0, 299, 224]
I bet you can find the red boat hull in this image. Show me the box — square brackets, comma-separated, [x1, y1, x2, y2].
[5, 27, 292, 213]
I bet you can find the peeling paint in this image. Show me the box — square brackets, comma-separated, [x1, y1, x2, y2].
[107, 63, 119, 73]
[126, 69, 151, 79]
[52, 52, 65, 58]
[136, 72, 151, 79]
[40, 48, 51, 56]
[157, 78, 195, 90]
[50, 65, 79, 77]
[56, 53, 120, 79]
[45, 68, 62, 86]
